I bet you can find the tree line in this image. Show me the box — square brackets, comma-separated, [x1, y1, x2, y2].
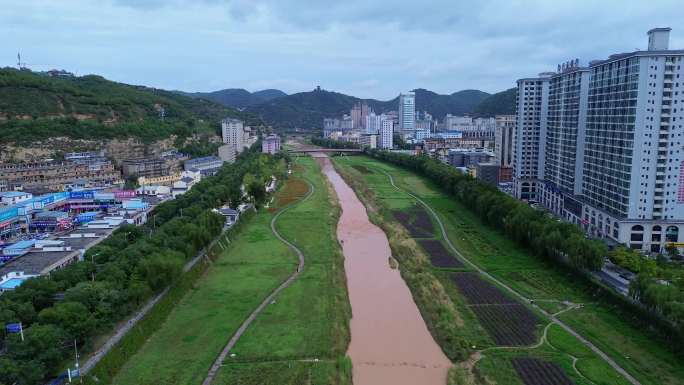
[310, 136, 360, 149]
[0, 145, 288, 384]
[366, 149, 684, 351]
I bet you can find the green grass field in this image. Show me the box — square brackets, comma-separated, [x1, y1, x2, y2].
[332, 155, 684, 385]
[111, 157, 351, 385]
[218, 156, 351, 384]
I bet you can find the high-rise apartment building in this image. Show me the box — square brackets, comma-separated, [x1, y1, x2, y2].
[221, 118, 245, 150]
[398, 92, 416, 135]
[513, 74, 551, 201]
[495, 115, 516, 182]
[379, 119, 394, 149]
[366, 112, 384, 134]
[514, 27, 684, 252]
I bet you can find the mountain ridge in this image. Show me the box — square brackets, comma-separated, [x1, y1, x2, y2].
[180, 88, 287, 109]
[241, 87, 511, 130]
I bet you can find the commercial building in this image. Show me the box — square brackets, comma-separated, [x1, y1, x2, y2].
[0, 191, 32, 206]
[262, 135, 281, 154]
[398, 92, 416, 136]
[514, 27, 684, 252]
[0, 159, 122, 192]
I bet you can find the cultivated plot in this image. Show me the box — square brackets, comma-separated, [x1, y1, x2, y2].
[512, 357, 576, 385]
[417, 239, 464, 268]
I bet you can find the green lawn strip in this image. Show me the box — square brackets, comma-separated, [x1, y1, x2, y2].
[546, 323, 632, 385]
[559, 304, 684, 385]
[214, 359, 352, 385]
[333, 155, 683, 385]
[110, 211, 298, 385]
[221, 157, 351, 375]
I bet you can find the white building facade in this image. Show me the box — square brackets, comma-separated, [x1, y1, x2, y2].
[398, 92, 416, 136]
[514, 27, 684, 252]
[379, 119, 394, 149]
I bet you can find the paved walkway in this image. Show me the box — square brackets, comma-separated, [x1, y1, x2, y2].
[201, 180, 314, 385]
[80, 234, 223, 376]
[379, 169, 642, 385]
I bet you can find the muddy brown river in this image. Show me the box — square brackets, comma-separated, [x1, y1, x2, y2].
[315, 154, 451, 385]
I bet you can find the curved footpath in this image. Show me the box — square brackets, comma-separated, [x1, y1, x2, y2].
[379, 168, 641, 385]
[201, 179, 314, 385]
[318, 154, 451, 385]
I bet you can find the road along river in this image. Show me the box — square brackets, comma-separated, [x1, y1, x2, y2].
[314, 154, 451, 385]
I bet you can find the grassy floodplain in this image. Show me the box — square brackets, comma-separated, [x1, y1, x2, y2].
[214, 156, 352, 385]
[332, 155, 684, 385]
[110, 156, 350, 385]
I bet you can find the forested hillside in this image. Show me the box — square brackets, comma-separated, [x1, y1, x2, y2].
[0, 68, 257, 144]
[181, 88, 287, 109]
[246, 87, 494, 131]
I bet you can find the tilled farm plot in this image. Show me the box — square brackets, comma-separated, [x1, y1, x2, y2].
[512, 357, 576, 385]
[392, 205, 434, 237]
[451, 272, 539, 346]
[417, 239, 464, 268]
[450, 272, 514, 304]
[471, 304, 538, 346]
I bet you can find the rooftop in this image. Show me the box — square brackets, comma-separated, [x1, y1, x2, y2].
[0, 277, 27, 290]
[0, 249, 80, 276]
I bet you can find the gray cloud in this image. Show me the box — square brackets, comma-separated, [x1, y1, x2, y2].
[2, 0, 684, 99]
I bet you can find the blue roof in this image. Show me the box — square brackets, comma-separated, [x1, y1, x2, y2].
[186, 156, 221, 164]
[6, 240, 35, 250]
[0, 191, 29, 198]
[0, 278, 27, 289]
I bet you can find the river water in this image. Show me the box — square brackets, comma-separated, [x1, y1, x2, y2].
[315, 154, 451, 385]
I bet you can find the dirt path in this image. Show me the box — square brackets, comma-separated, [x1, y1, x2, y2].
[319, 154, 451, 385]
[201, 180, 314, 385]
[379, 168, 642, 385]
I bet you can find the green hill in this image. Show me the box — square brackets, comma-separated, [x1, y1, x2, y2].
[180, 88, 287, 109]
[473, 88, 517, 117]
[246, 87, 493, 131]
[0, 68, 255, 144]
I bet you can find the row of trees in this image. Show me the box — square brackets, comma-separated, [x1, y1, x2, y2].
[310, 136, 360, 149]
[368, 149, 605, 269]
[0, 146, 288, 384]
[368, 149, 684, 349]
[611, 246, 684, 337]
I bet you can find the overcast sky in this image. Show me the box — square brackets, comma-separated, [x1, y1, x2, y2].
[3, 0, 684, 99]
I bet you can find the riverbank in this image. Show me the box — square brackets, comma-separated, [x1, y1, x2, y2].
[317, 153, 451, 385]
[108, 156, 351, 385]
[331, 155, 684, 385]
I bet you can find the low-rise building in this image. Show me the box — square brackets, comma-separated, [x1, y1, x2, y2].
[447, 149, 495, 168]
[475, 163, 500, 186]
[184, 156, 224, 176]
[0, 191, 32, 206]
[359, 134, 378, 149]
[122, 157, 170, 178]
[218, 144, 237, 164]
